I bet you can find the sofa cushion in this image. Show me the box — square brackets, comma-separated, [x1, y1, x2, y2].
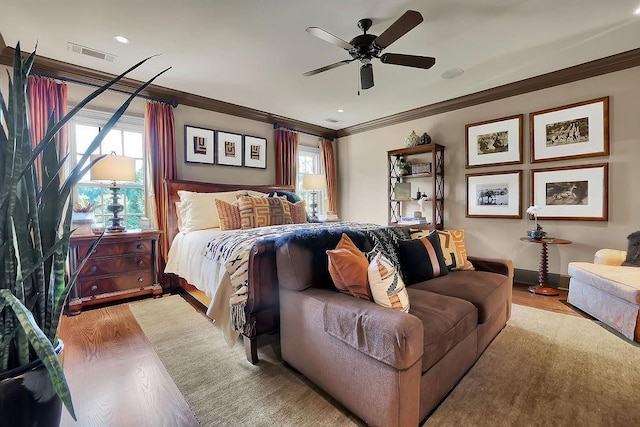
[368, 251, 410, 312]
[327, 234, 372, 300]
[568, 262, 640, 304]
[397, 231, 448, 285]
[409, 270, 511, 323]
[406, 288, 477, 372]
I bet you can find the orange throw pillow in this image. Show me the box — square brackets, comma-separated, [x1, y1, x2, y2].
[288, 200, 308, 224]
[214, 199, 241, 231]
[326, 234, 371, 300]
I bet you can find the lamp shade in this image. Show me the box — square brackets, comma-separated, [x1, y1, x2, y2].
[302, 174, 326, 190]
[90, 154, 136, 183]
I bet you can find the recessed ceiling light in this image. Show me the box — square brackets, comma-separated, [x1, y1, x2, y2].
[634, 7, 640, 15]
[441, 68, 464, 79]
[337, 109, 344, 113]
[114, 35, 129, 44]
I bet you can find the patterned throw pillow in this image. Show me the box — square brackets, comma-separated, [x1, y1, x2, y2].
[368, 251, 410, 312]
[236, 195, 293, 229]
[622, 230, 640, 267]
[327, 234, 371, 300]
[214, 199, 242, 231]
[411, 228, 474, 271]
[288, 200, 308, 224]
[397, 230, 448, 285]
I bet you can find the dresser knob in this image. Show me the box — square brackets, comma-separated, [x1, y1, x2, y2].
[136, 243, 144, 250]
[138, 277, 144, 283]
[90, 284, 98, 291]
[137, 260, 144, 266]
[89, 265, 97, 272]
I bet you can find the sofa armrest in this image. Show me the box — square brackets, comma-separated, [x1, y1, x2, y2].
[594, 249, 627, 266]
[321, 292, 423, 371]
[467, 256, 514, 278]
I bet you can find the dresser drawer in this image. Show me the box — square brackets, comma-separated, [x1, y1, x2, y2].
[80, 272, 155, 297]
[77, 239, 152, 259]
[80, 255, 152, 277]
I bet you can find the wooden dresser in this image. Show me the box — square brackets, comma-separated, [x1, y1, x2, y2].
[68, 230, 162, 314]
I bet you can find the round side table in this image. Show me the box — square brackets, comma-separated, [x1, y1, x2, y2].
[519, 237, 572, 296]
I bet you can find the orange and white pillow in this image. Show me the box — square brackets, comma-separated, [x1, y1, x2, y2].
[368, 251, 410, 313]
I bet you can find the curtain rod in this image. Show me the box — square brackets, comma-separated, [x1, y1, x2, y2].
[273, 123, 333, 141]
[31, 71, 179, 108]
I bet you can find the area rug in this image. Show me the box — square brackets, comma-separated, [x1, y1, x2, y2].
[130, 296, 640, 426]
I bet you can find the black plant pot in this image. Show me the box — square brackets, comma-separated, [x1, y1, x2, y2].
[0, 340, 64, 427]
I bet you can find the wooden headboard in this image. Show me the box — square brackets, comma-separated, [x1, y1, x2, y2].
[164, 179, 295, 245]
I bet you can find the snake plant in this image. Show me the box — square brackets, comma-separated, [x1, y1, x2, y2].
[0, 43, 168, 419]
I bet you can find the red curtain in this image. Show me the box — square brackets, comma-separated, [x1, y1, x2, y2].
[144, 101, 176, 275]
[320, 138, 338, 214]
[27, 76, 68, 175]
[275, 128, 299, 186]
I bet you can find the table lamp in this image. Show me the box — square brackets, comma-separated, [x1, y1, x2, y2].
[90, 153, 136, 232]
[302, 173, 326, 220]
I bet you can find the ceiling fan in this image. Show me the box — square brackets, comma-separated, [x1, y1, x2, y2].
[303, 10, 435, 90]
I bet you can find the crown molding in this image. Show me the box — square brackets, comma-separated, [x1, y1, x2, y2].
[336, 47, 640, 138]
[2, 46, 638, 140]
[0, 46, 337, 140]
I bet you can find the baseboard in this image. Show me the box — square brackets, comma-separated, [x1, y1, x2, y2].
[514, 268, 570, 290]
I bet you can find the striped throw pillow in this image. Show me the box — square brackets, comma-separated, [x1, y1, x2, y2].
[368, 251, 410, 312]
[397, 230, 448, 285]
[214, 199, 241, 231]
[237, 195, 293, 229]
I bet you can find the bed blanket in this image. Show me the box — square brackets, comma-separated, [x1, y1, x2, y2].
[203, 222, 399, 332]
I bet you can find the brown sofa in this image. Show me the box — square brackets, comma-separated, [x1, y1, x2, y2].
[276, 240, 513, 427]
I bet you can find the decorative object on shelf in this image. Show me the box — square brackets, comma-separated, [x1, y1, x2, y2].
[184, 125, 215, 164]
[90, 153, 137, 232]
[302, 173, 326, 220]
[411, 162, 432, 174]
[243, 135, 267, 169]
[525, 205, 546, 240]
[531, 163, 608, 221]
[418, 132, 431, 145]
[530, 96, 609, 163]
[466, 170, 523, 219]
[404, 130, 420, 147]
[397, 157, 411, 175]
[139, 217, 151, 230]
[216, 130, 243, 166]
[465, 114, 523, 168]
[393, 182, 412, 201]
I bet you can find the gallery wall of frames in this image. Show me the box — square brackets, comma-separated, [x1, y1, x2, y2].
[184, 125, 267, 169]
[464, 96, 609, 221]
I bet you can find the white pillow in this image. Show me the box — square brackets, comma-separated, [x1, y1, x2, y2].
[245, 190, 269, 198]
[367, 252, 410, 313]
[177, 190, 243, 233]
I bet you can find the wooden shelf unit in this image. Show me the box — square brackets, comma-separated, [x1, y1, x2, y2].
[387, 144, 445, 230]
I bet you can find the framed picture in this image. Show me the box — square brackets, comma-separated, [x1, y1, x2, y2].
[465, 114, 523, 168]
[216, 131, 243, 167]
[243, 135, 267, 169]
[466, 170, 522, 218]
[531, 163, 608, 221]
[184, 125, 215, 165]
[530, 96, 609, 163]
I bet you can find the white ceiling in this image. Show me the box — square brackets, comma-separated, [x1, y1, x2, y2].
[2, 0, 640, 131]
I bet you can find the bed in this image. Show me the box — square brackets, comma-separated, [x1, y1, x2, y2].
[164, 179, 296, 364]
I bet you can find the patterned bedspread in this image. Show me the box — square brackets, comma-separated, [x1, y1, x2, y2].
[203, 221, 389, 332]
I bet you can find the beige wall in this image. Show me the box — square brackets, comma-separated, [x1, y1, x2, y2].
[337, 66, 640, 275]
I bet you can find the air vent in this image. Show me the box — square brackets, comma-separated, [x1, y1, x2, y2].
[325, 118, 340, 123]
[68, 43, 116, 62]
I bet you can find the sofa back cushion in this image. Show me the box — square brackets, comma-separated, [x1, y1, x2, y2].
[327, 234, 372, 300]
[397, 230, 448, 285]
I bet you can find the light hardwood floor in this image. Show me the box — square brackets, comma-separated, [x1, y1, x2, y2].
[58, 284, 587, 426]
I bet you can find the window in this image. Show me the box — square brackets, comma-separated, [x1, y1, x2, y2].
[297, 146, 324, 215]
[69, 109, 147, 230]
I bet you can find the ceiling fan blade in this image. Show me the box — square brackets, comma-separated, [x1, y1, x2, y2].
[360, 63, 374, 90]
[306, 27, 354, 50]
[303, 59, 353, 77]
[380, 53, 436, 69]
[373, 10, 423, 50]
